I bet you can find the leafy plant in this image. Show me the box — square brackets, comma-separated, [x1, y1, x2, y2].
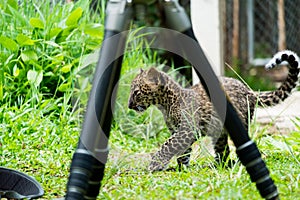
[0, 0, 103, 105]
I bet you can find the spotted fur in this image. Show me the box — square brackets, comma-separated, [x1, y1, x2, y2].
[128, 50, 299, 172]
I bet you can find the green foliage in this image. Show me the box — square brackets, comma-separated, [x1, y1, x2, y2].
[0, 0, 103, 103]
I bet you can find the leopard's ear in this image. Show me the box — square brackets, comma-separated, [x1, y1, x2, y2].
[139, 68, 144, 73]
[144, 67, 160, 86]
[146, 67, 160, 78]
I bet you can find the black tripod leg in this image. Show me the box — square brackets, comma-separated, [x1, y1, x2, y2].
[66, 1, 132, 199]
[162, 1, 279, 199]
[160, 0, 193, 82]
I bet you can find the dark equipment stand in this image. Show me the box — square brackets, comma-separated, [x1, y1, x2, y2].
[66, 0, 279, 199]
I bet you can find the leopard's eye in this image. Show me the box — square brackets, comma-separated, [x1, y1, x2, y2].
[132, 90, 139, 97]
[135, 96, 141, 101]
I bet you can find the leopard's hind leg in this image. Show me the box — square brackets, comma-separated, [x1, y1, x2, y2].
[212, 131, 231, 166]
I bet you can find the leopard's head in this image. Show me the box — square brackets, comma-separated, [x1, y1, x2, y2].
[128, 67, 165, 112]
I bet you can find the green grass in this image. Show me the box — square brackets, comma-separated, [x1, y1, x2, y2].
[99, 122, 300, 200]
[0, 1, 300, 199]
[0, 97, 81, 197]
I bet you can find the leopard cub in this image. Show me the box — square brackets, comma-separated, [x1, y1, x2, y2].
[128, 50, 299, 172]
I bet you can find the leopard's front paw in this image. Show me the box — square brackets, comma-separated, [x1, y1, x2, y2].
[148, 153, 168, 172]
[148, 160, 166, 172]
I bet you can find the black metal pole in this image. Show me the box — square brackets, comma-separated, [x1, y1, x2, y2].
[183, 28, 279, 200]
[66, 0, 132, 199]
[65, 29, 126, 200]
[162, 1, 279, 199]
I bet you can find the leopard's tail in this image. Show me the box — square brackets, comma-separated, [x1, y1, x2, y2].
[258, 50, 300, 106]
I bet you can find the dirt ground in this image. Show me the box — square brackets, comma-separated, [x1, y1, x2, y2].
[255, 91, 300, 133]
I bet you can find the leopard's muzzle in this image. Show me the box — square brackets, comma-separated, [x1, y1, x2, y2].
[128, 97, 147, 112]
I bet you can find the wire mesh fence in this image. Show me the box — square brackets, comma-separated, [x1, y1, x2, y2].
[224, 0, 300, 68]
